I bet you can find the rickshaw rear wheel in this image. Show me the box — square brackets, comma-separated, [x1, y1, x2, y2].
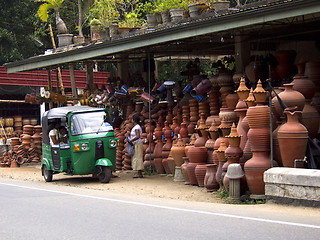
[42, 165, 53, 182]
[97, 166, 112, 183]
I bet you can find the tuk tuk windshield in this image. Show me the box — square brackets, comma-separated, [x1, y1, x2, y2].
[70, 111, 113, 135]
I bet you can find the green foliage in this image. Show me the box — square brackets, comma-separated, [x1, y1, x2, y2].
[35, 0, 65, 22]
[90, 0, 120, 27]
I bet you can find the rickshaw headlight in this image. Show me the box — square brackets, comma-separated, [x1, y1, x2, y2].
[81, 143, 89, 151]
[110, 139, 117, 148]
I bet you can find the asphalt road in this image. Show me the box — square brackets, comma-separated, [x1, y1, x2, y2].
[0, 178, 319, 240]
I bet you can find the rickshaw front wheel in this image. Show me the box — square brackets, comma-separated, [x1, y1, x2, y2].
[42, 165, 53, 182]
[97, 166, 112, 183]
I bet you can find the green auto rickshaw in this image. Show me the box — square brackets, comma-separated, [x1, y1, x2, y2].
[41, 106, 118, 183]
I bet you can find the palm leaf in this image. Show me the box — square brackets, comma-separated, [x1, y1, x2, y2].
[38, 3, 54, 22]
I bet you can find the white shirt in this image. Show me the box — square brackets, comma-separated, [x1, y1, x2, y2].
[130, 124, 142, 144]
[49, 129, 58, 145]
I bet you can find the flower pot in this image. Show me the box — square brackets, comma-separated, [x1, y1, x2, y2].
[169, 8, 184, 22]
[57, 34, 73, 47]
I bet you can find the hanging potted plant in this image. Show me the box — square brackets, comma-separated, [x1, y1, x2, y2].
[36, 0, 73, 46]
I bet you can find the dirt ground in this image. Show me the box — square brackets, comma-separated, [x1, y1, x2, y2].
[0, 163, 225, 204]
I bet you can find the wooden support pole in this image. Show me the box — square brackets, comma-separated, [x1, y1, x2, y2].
[85, 61, 94, 91]
[46, 68, 53, 109]
[48, 24, 65, 96]
[69, 63, 78, 104]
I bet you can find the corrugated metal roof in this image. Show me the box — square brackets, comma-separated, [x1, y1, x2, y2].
[4, 0, 320, 73]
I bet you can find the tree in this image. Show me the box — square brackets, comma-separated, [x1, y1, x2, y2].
[0, 0, 45, 65]
[35, 0, 68, 33]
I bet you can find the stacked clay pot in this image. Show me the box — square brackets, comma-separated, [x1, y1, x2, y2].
[162, 123, 173, 174]
[208, 89, 220, 116]
[244, 82, 271, 198]
[153, 122, 165, 174]
[198, 101, 210, 121]
[187, 145, 207, 186]
[223, 123, 243, 191]
[215, 139, 228, 189]
[14, 116, 22, 132]
[189, 98, 199, 123]
[235, 77, 250, 150]
[114, 128, 124, 170]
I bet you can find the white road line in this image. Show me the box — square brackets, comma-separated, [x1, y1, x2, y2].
[1, 182, 320, 230]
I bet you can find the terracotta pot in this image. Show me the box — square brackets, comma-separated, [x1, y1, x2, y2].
[191, 79, 212, 96]
[246, 105, 270, 129]
[217, 71, 234, 87]
[187, 146, 207, 163]
[275, 50, 297, 80]
[167, 154, 176, 174]
[247, 128, 270, 152]
[272, 121, 283, 167]
[162, 158, 172, 174]
[277, 110, 308, 168]
[245, 60, 268, 84]
[204, 164, 219, 192]
[273, 83, 305, 117]
[181, 157, 190, 184]
[171, 137, 186, 167]
[226, 93, 239, 110]
[179, 123, 188, 138]
[244, 151, 271, 196]
[301, 102, 320, 139]
[292, 75, 315, 100]
[195, 164, 207, 187]
[154, 157, 165, 174]
[187, 162, 203, 185]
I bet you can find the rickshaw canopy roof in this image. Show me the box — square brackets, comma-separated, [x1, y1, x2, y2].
[44, 106, 106, 120]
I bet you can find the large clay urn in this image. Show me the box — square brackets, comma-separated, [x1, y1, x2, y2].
[181, 157, 190, 185]
[301, 101, 320, 139]
[292, 75, 315, 101]
[171, 137, 186, 167]
[195, 164, 207, 187]
[244, 151, 271, 196]
[204, 164, 219, 192]
[275, 50, 297, 81]
[277, 109, 308, 168]
[187, 146, 207, 163]
[273, 83, 305, 117]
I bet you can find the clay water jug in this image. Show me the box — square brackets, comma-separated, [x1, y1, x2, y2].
[277, 109, 308, 168]
[204, 164, 219, 192]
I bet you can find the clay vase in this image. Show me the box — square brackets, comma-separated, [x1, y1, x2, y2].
[204, 164, 219, 192]
[215, 140, 227, 188]
[171, 117, 179, 132]
[301, 101, 320, 139]
[275, 50, 297, 81]
[273, 83, 305, 117]
[187, 146, 207, 163]
[191, 79, 212, 96]
[292, 75, 315, 101]
[195, 164, 207, 187]
[181, 157, 190, 185]
[171, 137, 186, 167]
[277, 110, 308, 168]
[244, 151, 271, 196]
[187, 162, 202, 185]
[154, 158, 166, 174]
[166, 151, 176, 174]
[162, 158, 172, 174]
[226, 93, 239, 110]
[246, 105, 270, 129]
[272, 120, 284, 167]
[179, 123, 188, 139]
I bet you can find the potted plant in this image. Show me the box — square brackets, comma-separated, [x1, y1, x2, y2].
[90, 0, 120, 39]
[140, 1, 162, 27]
[212, 0, 230, 12]
[36, 0, 73, 46]
[166, 0, 189, 22]
[89, 18, 106, 40]
[187, 1, 209, 18]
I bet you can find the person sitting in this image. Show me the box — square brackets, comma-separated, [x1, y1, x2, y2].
[49, 123, 60, 146]
[59, 126, 69, 144]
